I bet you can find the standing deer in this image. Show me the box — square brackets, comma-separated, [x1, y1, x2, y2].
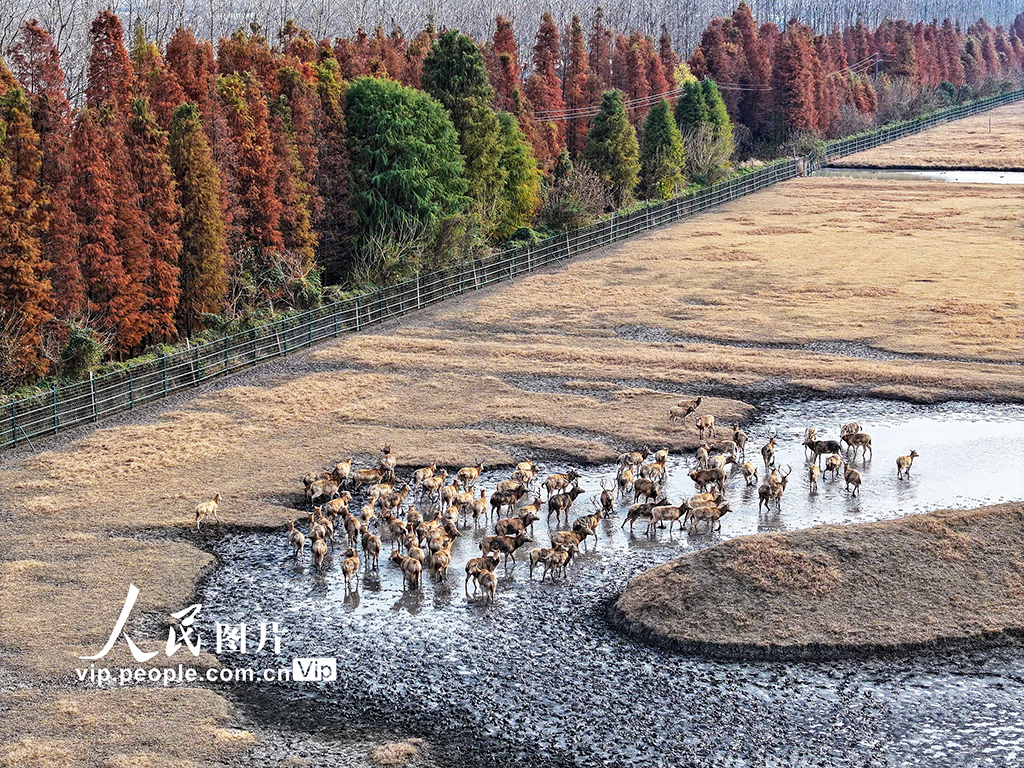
[696, 415, 716, 441]
[896, 450, 919, 479]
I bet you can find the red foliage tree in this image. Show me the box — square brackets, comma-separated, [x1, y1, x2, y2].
[588, 8, 613, 88]
[8, 19, 83, 321]
[69, 110, 148, 354]
[217, 72, 284, 261]
[658, 25, 679, 81]
[563, 15, 591, 156]
[489, 16, 520, 111]
[771, 21, 818, 134]
[524, 12, 566, 163]
[0, 77, 53, 381]
[126, 98, 182, 342]
[86, 10, 134, 113]
[612, 34, 629, 90]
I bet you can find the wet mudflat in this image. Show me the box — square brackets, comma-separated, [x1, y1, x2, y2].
[201, 397, 1024, 767]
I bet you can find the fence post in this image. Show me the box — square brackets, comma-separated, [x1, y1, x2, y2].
[128, 368, 134, 409]
[90, 371, 98, 422]
[163, 352, 169, 396]
[355, 296, 361, 330]
[334, 305, 339, 336]
[225, 338, 230, 372]
[10, 402, 15, 446]
[52, 385, 58, 433]
[308, 311, 313, 346]
[416, 274, 422, 309]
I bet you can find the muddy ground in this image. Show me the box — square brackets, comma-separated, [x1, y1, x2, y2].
[839, 99, 1024, 169]
[0, 168, 1020, 766]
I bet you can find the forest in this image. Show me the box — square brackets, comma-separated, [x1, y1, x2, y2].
[1, 4, 1023, 392]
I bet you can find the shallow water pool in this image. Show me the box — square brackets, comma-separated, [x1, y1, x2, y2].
[201, 397, 1024, 767]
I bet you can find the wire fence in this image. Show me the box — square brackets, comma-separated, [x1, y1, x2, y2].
[3, 87, 1021, 450]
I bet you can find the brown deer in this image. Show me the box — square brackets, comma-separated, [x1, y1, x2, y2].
[843, 463, 862, 496]
[194, 493, 222, 531]
[896, 450, 919, 479]
[696, 414, 716, 441]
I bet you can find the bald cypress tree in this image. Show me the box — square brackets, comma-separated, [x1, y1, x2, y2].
[582, 90, 639, 208]
[126, 97, 182, 342]
[168, 103, 228, 335]
[639, 99, 685, 200]
[0, 80, 53, 383]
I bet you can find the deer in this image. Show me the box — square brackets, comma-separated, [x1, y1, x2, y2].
[689, 467, 726, 494]
[840, 423, 862, 438]
[843, 463, 862, 496]
[547, 484, 584, 526]
[615, 465, 634, 496]
[457, 462, 484, 488]
[491, 485, 527, 518]
[341, 547, 360, 591]
[541, 546, 574, 583]
[479, 531, 532, 568]
[495, 509, 541, 538]
[379, 444, 397, 472]
[412, 463, 437, 486]
[740, 461, 758, 487]
[550, 527, 593, 551]
[761, 435, 778, 470]
[544, 470, 581, 499]
[351, 466, 394, 492]
[617, 448, 650, 471]
[810, 439, 844, 467]
[469, 488, 490, 525]
[439, 478, 462, 511]
[696, 414, 716, 441]
[361, 529, 382, 570]
[842, 431, 873, 460]
[287, 520, 306, 559]
[758, 465, 792, 512]
[194, 493, 221, 531]
[311, 537, 328, 570]
[598, 480, 614, 515]
[824, 453, 843, 480]
[419, 469, 448, 501]
[321, 493, 353, 518]
[808, 464, 821, 493]
[802, 428, 818, 458]
[707, 454, 736, 471]
[647, 502, 688, 537]
[389, 550, 421, 589]
[465, 555, 500, 592]
[688, 499, 732, 534]
[694, 445, 710, 470]
[632, 477, 661, 504]
[896, 450, 919, 479]
[671, 397, 702, 423]
[474, 568, 498, 604]
[621, 499, 664, 534]
[429, 541, 453, 581]
[639, 457, 667, 484]
[732, 424, 748, 457]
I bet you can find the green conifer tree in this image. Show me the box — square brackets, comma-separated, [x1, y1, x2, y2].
[639, 99, 685, 200]
[581, 90, 639, 208]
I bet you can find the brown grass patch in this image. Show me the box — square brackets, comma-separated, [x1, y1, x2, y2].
[841, 101, 1024, 169]
[614, 503, 1024, 653]
[721, 537, 842, 594]
[369, 740, 422, 766]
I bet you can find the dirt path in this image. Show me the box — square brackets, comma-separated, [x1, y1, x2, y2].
[839, 100, 1024, 169]
[0, 172, 1019, 766]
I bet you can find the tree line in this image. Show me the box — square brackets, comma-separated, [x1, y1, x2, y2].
[1, 6, 1023, 390]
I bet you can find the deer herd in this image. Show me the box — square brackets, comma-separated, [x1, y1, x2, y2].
[196, 399, 921, 605]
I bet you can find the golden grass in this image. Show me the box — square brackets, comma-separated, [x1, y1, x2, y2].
[369, 740, 423, 767]
[841, 101, 1024, 169]
[614, 502, 1024, 652]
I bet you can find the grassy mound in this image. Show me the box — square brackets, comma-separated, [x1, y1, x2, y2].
[610, 502, 1024, 659]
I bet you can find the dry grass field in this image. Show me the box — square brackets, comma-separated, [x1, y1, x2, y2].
[840, 100, 1024, 169]
[611, 502, 1024, 656]
[0, 172, 1019, 765]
